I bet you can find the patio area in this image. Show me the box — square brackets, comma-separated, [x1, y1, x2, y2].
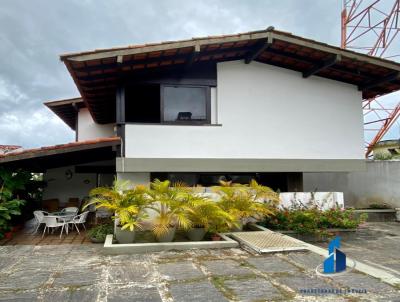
[0, 245, 398, 301]
[0, 222, 399, 301]
[0, 219, 93, 246]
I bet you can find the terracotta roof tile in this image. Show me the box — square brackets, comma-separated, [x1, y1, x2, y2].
[0, 145, 21, 150]
[0, 137, 120, 159]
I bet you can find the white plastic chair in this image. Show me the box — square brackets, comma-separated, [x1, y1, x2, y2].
[60, 207, 79, 215]
[33, 210, 48, 233]
[41, 216, 67, 239]
[68, 211, 89, 234]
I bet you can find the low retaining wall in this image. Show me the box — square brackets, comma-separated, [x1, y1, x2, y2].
[103, 233, 239, 255]
[198, 191, 344, 210]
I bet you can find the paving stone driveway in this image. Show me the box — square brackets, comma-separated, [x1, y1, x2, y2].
[0, 244, 399, 301]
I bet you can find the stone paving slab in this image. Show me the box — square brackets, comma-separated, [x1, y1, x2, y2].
[201, 259, 253, 276]
[0, 241, 399, 301]
[108, 263, 154, 284]
[169, 280, 228, 302]
[331, 271, 397, 294]
[0, 257, 19, 273]
[284, 251, 325, 270]
[0, 290, 39, 302]
[158, 261, 204, 281]
[246, 256, 300, 274]
[42, 286, 100, 302]
[276, 274, 334, 294]
[107, 285, 162, 302]
[52, 266, 103, 287]
[0, 269, 52, 290]
[222, 277, 286, 301]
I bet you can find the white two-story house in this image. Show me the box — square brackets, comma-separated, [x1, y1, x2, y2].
[2, 27, 400, 206]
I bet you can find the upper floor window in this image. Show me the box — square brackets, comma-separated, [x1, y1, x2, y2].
[161, 85, 211, 124]
[125, 84, 212, 125]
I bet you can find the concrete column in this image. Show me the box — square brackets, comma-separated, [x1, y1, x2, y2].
[117, 172, 151, 186]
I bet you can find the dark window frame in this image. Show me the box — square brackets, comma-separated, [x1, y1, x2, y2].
[160, 84, 211, 125]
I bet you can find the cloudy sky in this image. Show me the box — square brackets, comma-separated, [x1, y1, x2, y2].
[0, 0, 398, 148]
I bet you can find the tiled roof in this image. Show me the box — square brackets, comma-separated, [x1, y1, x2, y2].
[0, 137, 120, 161]
[59, 26, 400, 125]
[0, 145, 21, 150]
[44, 97, 85, 130]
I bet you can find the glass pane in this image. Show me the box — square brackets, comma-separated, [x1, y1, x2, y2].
[163, 86, 207, 122]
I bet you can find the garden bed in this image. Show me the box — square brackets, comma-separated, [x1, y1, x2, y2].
[353, 209, 396, 222]
[103, 233, 238, 254]
[274, 228, 357, 242]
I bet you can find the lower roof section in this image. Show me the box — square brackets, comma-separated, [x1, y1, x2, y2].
[0, 137, 120, 171]
[116, 157, 366, 173]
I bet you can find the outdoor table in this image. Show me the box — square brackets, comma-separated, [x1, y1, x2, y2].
[47, 212, 75, 234]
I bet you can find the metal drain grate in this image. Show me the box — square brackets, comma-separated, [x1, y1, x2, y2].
[230, 231, 307, 253]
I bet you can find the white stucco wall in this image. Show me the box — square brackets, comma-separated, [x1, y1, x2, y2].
[43, 166, 115, 207]
[124, 60, 363, 160]
[77, 108, 115, 141]
[42, 166, 97, 206]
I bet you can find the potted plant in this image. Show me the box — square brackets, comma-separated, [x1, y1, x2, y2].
[85, 180, 149, 244]
[185, 196, 236, 241]
[214, 179, 278, 231]
[87, 223, 114, 243]
[147, 179, 192, 242]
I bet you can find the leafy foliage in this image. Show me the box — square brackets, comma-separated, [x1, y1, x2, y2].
[185, 195, 236, 230]
[147, 179, 193, 238]
[213, 179, 278, 222]
[85, 178, 280, 241]
[0, 168, 29, 238]
[262, 203, 368, 235]
[87, 223, 114, 242]
[85, 179, 149, 231]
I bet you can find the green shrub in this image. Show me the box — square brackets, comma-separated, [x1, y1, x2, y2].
[0, 168, 29, 239]
[87, 223, 114, 242]
[368, 202, 391, 209]
[261, 205, 367, 235]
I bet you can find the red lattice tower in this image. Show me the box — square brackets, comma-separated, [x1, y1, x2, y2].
[341, 0, 400, 157]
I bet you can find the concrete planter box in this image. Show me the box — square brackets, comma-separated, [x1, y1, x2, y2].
[354, 209, 396, 222]
[275, 228, 357, 242]
[103, 233, 238, 254]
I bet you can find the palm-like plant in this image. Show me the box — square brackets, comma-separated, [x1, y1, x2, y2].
[85, 180, 149, 231]
[146, 179, 192, 241]
[185, 195, 235, 229]
[184, 195, 237, 240]
[213, 180, 278, 225]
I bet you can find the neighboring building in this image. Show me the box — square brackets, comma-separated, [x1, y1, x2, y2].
[372, 139, 400, 160]
[0, 145, 22, 155]
[2, 27, 400, 205]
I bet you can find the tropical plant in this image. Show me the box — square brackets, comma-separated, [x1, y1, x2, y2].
[185, 195, 236, 230]
[213, 180, 278, 224]
[85, 179, 149, 231]
[87, 223, 114, 242]
[146, 179, 193, 240]
[0, 168, 29, 239]
[261, 204, 368, 235]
